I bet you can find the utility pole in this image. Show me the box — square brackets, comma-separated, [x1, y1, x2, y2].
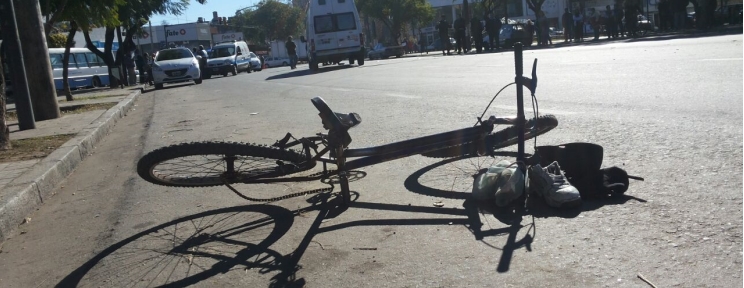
[149, 21, 155, 54]
[0, 0, 35, 130]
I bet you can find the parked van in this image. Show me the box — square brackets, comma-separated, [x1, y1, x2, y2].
[205, 41, 252, 78]
[301, 0, 365, 70]
[48, 48, 112, 90]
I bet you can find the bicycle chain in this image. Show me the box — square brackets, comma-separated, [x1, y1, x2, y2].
[221, 170, 339, 203]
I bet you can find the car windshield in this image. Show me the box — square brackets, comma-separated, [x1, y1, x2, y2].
[156, 49, 192, 61]
[211, 47, 235, 58]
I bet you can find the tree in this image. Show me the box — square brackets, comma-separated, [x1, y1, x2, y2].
[357, 0, 435, 43]
[233, 0, 305, 44]
[0, 51, 10, 150]
[525, 0, 546, 17]
[14, 0, 61, 121]
[47, 32, 67, 48]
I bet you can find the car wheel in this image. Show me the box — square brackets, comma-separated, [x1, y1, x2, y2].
[282, 62, 288, 66]
[194, 78, 202, 84]
[155, 83, 163, 89]
[231, 65, 237, 76]
[247, 66, 252, 73]
[92, 76, 102, 88]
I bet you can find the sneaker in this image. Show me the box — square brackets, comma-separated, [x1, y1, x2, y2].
[528, 161, 581, 208]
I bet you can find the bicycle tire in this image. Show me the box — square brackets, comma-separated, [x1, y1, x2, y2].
[138, 141, 314, 187]
[421, 115, 558, 158]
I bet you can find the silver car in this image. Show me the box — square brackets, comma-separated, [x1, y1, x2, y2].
[248, 52, 262, 72]
[151, 48, 202, 89]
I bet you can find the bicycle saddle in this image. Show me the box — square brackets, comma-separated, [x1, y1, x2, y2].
[311, 97, 362, 131]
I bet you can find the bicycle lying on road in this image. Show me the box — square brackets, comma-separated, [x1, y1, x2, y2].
[137, 44, 557, 205]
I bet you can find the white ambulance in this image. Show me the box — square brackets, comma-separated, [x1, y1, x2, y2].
[301, 0, 365, 70]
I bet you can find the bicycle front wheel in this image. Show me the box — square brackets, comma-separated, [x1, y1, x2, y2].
[421, 115, 558, 158]
[138, 142, 314, 187]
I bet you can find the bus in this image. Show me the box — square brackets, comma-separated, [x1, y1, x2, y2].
[48, 48, 112, 90]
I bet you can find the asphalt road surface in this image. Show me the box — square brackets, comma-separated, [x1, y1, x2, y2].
[0, 33, 741, 287]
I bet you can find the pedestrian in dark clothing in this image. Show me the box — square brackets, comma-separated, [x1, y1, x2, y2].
[135, 51, 146, 84]
[286, 36, 298, 69]
[470, 15, 483, 53]
[144, 52, 153, 85]
[605, 5, 617, 38]
[562, 8, 574, 42]
[625, 0, 643, 37]
[615, 5, 625, 37]
[573, 9, 584, 42]
[486, 13, 501, 50]
[453, 14, 467, 54]
[419, 37, 428, 54]
[437, 15, 451, 55]
[526, 20, 535, 45]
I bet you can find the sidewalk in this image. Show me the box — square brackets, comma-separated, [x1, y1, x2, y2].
[405, 24, 742, 58]
[0, 85, 144, 242]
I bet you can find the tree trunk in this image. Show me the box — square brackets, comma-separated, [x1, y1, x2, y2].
[116, 26, 126, 88]
[0, 52, 10, 150]
[42, 0, 68, 39]
[14, 0, 60, 121]
[62, 21, 77, 101]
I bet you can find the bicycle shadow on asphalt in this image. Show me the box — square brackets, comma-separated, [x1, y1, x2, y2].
[55, 204, 304, 288]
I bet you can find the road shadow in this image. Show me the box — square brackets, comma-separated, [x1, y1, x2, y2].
[56, 204, 298, 288]
[265, 64, 357, 80]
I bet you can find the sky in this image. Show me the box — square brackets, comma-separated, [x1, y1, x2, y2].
[149, 0, 262, 25]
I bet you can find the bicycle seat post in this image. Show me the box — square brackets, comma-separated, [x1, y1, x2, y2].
[513, 43, 526, 171]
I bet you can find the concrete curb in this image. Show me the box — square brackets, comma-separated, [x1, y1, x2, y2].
[0, 88, 143, 242]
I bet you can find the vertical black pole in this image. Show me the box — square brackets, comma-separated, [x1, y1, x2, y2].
[514, 43, 525, 167]
[0, 0, 35, 130]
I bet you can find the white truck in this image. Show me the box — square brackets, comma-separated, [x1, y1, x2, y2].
[269, 39, 308, 62]
[300, 0, 365, 70]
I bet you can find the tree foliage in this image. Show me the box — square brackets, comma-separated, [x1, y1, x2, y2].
[356, 0, 435, 43]
[47, 33, 68, 48]
[233, 0, 305, 44]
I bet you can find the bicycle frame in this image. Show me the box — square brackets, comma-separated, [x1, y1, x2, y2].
[243, 44, 533, 205]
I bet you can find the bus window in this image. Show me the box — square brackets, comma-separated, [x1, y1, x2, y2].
[67, 54, 77, 68]
[85, 53, 104, 67]
[75, 53, 89, 68]
[50, 53, 64, 69]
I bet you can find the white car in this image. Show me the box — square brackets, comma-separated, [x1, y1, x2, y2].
[152, 48, 202, 89]
[248, 52, 262, 72]
[264, 56, 289, 68]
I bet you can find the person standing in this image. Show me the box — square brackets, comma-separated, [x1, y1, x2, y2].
[124, 48, 137, 86]
[197, 45, 208, 78]
[470, 15, 483, 53]
[573, 9, 584, 42]
[562, 8, 574, 42]
[486, 13, 501, 50]
[615, 4, 626, 37]
[605, 5, 617, 39]
[146, 52, 154, 85]
[624, 0, 643, 37]
[135, 50, 146, 84]
[453, 14, 466, 54]
[587, 8, 600, 40]
[437, 15, 451, 55]
[286, 36, 297, 69]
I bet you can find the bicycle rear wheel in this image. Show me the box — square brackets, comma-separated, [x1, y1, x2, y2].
[138, 142, 314, 187]
[421, 115, 558, 158]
